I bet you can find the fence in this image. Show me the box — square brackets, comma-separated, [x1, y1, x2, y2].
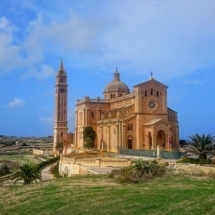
[119, 148, 185, 160]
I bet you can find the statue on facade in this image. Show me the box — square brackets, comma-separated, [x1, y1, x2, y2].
[157, 145, 161, 159]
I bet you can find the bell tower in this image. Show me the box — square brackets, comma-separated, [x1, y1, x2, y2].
[53, 60, 68, 155]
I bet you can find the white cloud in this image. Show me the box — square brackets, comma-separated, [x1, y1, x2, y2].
[7, 98, 26, 109]
[183, 79, 203, 85]
[1, 0, 215, 80]
[39, 108, 74, 129]
[96, 0, 215, 79]
[21, 64, 55, 79]
[39, 116, 53, 125]
[0, 16, 9, 28]
[0, 17, 24, 73]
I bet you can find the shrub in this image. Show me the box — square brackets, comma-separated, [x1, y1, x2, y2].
[0, 163, 10, 176]
[177, 157, 211, 164]
[49, 162, 61, 178]
[109, 159, 166, 183]
[48, 162, 68, 178]
[36, 156, 60, 170]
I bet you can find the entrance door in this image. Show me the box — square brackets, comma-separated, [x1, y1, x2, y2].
[156, 130, 166, 148]
[128, 139, 132, 149]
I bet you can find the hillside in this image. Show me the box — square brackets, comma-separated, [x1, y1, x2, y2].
[1, 174, 215, 215]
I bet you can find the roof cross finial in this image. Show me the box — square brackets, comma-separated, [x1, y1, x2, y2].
[114, 68, 120, 80]
[150, 71, 153, 80]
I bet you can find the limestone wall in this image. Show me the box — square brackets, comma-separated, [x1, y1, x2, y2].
[59, 160, 80, 176]
[33, 149, 53, 156]
[171, 163, 215, 177]
[33, 149, 43, 155]
[59, 155, 131, 176]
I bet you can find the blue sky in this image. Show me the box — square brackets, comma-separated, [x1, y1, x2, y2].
[0, 0, 215, 139]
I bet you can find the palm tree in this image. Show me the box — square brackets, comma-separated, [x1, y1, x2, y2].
[13, 163, 41, 185]
[185, 134, 215, 160]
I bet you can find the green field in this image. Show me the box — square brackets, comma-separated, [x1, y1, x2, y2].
[1, 174, 215, 215]
[0, 154, 41, 173]
[0, 154, 40, 165]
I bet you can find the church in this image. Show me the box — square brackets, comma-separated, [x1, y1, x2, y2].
[53, 61, 179, 155]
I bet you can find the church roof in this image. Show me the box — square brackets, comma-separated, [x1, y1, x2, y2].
[133, 73, 168, 88]
[104, 69, 130, 94]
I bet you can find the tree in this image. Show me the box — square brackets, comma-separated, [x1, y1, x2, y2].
[179, 139, 188, 147]
[55, 142, 64, 155]
[184, 134, 215, 160]
[83, 126, 96, 148]
[13, 163, 41, 185]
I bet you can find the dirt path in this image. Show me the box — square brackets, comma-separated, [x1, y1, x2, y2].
[41, 165, 55, 181]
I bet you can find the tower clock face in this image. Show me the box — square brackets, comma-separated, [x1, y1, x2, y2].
[60, 88, 65, 93]
[148, 101, 155, 109]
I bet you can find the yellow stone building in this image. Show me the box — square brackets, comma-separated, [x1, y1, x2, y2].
[75, 69, 179, 153]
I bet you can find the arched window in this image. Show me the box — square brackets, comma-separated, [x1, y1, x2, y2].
[148, 132, 152, 147]
[145, 90, 147, 97]
[130, 123, 133, 130]
[157, 91, 159, 97]
[151, 88, 153, 95]
[127, 124, 130, 130]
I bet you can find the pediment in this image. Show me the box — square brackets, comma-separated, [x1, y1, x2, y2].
[144, 119, 168, 127]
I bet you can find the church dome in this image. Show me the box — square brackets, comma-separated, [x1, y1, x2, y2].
[104, 69, 130, 95]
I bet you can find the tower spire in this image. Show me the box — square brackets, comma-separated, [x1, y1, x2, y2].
[59, 58, 64, 71]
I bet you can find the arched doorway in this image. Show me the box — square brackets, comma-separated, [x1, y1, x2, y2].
[127, 135, 133, 149]
[156, 130, 166, 148]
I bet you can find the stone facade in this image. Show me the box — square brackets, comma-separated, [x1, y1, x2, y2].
[75, 70, 179, 153]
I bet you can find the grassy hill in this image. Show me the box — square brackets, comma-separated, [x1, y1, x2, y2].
[1, 174, 215, 215]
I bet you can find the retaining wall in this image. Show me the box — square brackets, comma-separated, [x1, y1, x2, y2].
[171, 163, 215, 176]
